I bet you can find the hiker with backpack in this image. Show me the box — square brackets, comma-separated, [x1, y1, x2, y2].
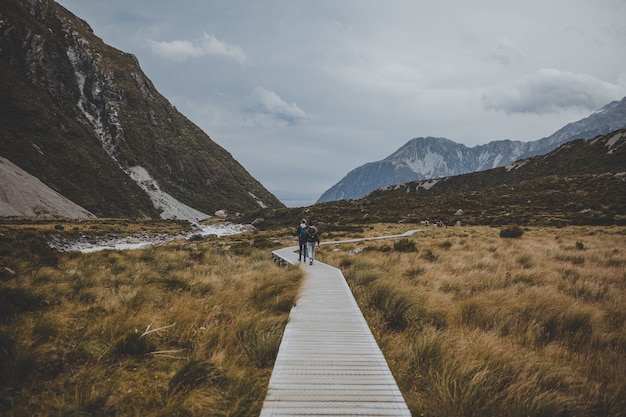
[306, 223, 320, 265]
[297, 218, 308, 261]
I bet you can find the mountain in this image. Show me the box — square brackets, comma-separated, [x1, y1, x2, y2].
[364, 129, 626, 225]
[246, 129, 626, 229]
[0, 0, 283, 221]
[317, 97, 626, 203]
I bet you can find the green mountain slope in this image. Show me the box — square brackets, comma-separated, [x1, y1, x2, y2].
[0, 0, 283, 218]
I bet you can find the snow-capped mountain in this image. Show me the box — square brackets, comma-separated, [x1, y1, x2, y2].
[317, 97, 626, 203]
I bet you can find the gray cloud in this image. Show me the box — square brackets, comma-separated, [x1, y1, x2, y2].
[149, 33, 247, 64]
[483, 69, 626, 114]
[247, 87, 307, 125]
[485, 38, 525, 67]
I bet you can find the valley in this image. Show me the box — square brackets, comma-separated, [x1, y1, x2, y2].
[0, 220, 624, 416]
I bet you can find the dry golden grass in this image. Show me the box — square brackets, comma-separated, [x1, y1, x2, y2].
[0, 229, 301, 417]
[2, 221, 625, 416]
[318, 225, 626, 417]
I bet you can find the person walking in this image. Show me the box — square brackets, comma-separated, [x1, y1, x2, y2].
[297, 218, 308, 261]
[306, 223, 320, 265]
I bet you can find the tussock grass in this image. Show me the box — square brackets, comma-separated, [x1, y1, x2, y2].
[0, 223, 301, 416]
[319, 225, 626, 417]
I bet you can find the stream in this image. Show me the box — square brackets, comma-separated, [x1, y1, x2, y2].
[49, 223, 247, 253]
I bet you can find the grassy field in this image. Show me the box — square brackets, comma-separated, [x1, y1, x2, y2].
[317, 225, 626, 417]
[1, 221, 625, 416]
[0, 221, 301, 417]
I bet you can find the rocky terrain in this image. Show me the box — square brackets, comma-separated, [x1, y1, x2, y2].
[0, 156, 93, 218]
[0, 0, 283, 220]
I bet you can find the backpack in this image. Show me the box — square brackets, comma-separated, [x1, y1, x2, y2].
[298, 224, 307, 239]
[306, 226, 318, 242]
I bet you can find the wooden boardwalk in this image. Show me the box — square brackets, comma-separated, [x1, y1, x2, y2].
[261, 232, 415, 416]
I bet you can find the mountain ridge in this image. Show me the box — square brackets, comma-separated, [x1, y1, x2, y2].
[244, 129, 626, 229]
[0, 0, 283, 220]
[317, 97, 626, 203]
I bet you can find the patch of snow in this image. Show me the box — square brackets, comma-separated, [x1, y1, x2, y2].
[66, 38, 121, 163]
[128, 166, 209, 223]
[606, 132, 625, 154]
[477, 150, 493, 168]
[403, 148, 447, 176]
[455, 148, 464, 163]
[418, 178, 440, 190]
[505, 160, 528, 171]
[32, 143, 44, 155]
[248, 192, 268, 209]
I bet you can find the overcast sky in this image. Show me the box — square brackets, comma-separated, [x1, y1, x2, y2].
[56, 0, 626, 206]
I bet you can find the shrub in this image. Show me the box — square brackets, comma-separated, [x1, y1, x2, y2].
[438, 240, 453, 250]
[0, 333, 16, 386]
[168, 359, 224, 396]
[540, 309, 593, 348]
[516, 254, 534, 269]
[367, 283, 415, 331]
[252, 274, 299, 314]
[0, 288, 46, 316]
[499, 226, 525, 238]
[421, 249, 438, 262]
[230, 242, 252, 256]
[407, 327, 445, 372]
[404, 266, 426, 279]
[339, 258, 352, 269]
[113, 331, 156, 356]
[394, 238, 417, 252]
[236, 317, 285, 368]
[252, 235, 276, 249]
[156, 276, 191, 292]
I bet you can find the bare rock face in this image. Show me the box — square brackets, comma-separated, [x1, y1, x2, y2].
[0, 156, 94, 218]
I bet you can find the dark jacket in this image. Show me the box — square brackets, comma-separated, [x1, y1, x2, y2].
[306, 226, 320, 244]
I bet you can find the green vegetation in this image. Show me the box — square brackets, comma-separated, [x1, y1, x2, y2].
[1, 0, 283, 217]
[0, 220, 301, 416]
[318, 225, 626, 417]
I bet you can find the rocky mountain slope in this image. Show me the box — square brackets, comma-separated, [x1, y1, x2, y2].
[0, 156, 94, 217]
[246, 129, 626, 228]
[317, 97, 626, 203]
[0, 0, 283, 220]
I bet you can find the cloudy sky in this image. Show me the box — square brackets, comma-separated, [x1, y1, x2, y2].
[56, 0, 626, 206]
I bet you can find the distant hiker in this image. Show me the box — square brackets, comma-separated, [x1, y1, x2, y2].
[306, 223, 320, 265]
[297, 218, 308, 261]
